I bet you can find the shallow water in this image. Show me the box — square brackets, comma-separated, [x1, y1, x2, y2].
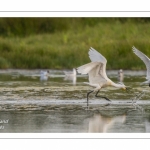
[0, 69, 150, 133]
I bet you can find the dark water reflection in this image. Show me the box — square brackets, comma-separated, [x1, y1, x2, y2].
[0, 108, 149, 133]
[0, 69, 150, 133]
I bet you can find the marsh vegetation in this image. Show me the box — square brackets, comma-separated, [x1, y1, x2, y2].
[0, 18, 150, 69]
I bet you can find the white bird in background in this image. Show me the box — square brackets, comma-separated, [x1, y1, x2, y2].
[118, 69, 124, 82]
[64, 68, 77, 77]
[40, 70, 50, 81]
[132, 46, 150, 86]
[63, 68, 77, 85]
[77, 47, 127, 106]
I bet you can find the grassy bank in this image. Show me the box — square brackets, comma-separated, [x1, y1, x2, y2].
[0, 18, 150, 69]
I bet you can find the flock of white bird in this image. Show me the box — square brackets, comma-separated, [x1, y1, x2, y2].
[40, 46, 150, 107]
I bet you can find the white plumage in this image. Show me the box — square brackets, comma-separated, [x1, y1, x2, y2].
[64, 68, 76, 77]
[132, 46, 150, 85]
[77, 47, 127, 106]
[77, 47, 126, 89]
[63, 68, 77, 85]
[40, 70, 49, 81]
[118, 69, 124, 82]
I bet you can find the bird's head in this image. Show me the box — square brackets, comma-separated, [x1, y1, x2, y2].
[118, 82, 132, 93]
[122, 87, 126, 90]
[117, 82, 127, 91]
[118, 69, 123, 74]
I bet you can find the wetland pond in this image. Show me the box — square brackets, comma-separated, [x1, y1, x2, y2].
[0, 69, 150, 133]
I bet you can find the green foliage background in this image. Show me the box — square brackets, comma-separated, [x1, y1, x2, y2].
[0, 17, 150, 69]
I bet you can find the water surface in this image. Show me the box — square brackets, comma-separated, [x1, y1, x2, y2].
[0, 69, 149, 133]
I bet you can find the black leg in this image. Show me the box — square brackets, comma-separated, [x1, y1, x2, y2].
[87, 90, 94, 107]
[95, 90, 111, 102]
[149, 83, 150, 87]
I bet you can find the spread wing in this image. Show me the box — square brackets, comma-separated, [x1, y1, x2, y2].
[89, 47, 107, 64]
[88, 47, 107, 78]
[88, 63, 107, 85]
[77, 47, 108, 85]
[77, 62, 107, 85]
[132, 46, 150, 80]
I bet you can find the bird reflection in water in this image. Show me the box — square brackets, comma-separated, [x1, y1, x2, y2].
[145, 116, 150, 132]
[88, 113, 126, 133]
[64, 68, 77, 85]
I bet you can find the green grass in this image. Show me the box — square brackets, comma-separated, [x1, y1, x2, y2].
[0, 18, 150, 69]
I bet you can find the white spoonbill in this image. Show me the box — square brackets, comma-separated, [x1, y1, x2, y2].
[63, 68, 77, 85]
[132, 46, 150, 86]
[64, 68, 76, 77]
[77, 47, 127, 106]
[118, 69, 124, 82]
[40, 70, 49, 81]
